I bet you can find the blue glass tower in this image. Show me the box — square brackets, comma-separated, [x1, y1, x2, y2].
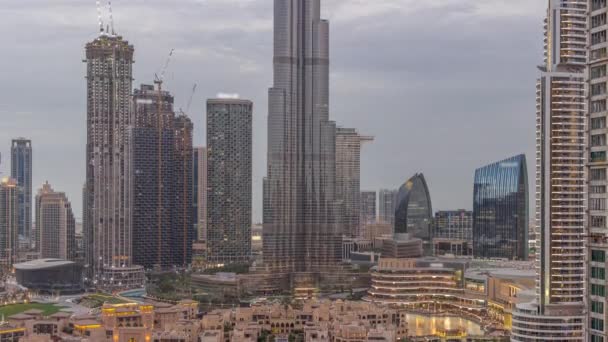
[11, 138, 32, 242]
[473, 154, 528, 260]
[394, 173, 433, 254]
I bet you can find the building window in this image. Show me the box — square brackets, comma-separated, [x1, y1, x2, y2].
[593, 301, 605, 314]
[593, 152, 608, 163]
[592, 284, 606, 297]
[592, 48, 608, 62]
[593, 99, 608, 113]
[593, 83, 608, 96]
[591, 186, 607, 194]
[593, 250, 607, 262]
[592, 216, 607, 228]
[591, 334, 605, 342]
[592, 13, 608, 29]
[591, 198, 607, 211]
[593, 134, 607, 147]
[593, 267, 606, 280]
[592, 317, 605, 332]
[592, 117, 607, 129]
[593, 0, 608, 11]
[593, 31, 608, 46]
[592, 169, 607, 181]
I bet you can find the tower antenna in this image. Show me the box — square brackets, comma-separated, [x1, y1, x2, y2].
[96, 0, 104, 33]
[107, 0, 115, 35]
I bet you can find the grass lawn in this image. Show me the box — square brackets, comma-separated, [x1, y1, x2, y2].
[0, 303, 66, 318]
[87, 293, 128, 304]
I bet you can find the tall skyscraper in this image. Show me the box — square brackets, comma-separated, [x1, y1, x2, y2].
[472, 155, 528, 261]
[335, 128, 373, 238]
[206, 98, 252, 266]
[35, 182, 76, 261]
[360, 191, 377, 226]
[378, 189, 398, 227]
[84, 30, 144, 289]
[589, 1, 608, 341]
[11, 138, 32, 242]
[264, 0, 342, 272]
[173, 114, 194, 268]
[511, 1, 586, 340]
[130, 84, 176, 269]
[0, 177, 18, 269]
[193, 147, 208, 242]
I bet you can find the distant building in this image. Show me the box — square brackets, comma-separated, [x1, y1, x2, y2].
[378, 189, 398, 226]
[394, 173, 433, 254]
[14, 259, 83, 295]
[84, 31, 144, 289]
[335, 128, 373, 238]
[360, 191, 377, 227]
[11, 138, 32, 243]
[206, 98, 252, 266]
[433, 210, 472, 256]
[35, 182, 76, 261]
[193, 147, 208, 242]
[0, 177, 19, 269]
[473, 154, 528, 261]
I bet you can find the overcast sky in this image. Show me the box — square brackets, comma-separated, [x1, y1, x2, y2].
[0, 0, 545, 222]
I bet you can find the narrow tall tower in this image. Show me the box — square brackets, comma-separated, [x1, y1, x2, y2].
[335, 128, 373, 238]
[11, 138, 32, 243]
[207, 98, 253, 266]
[84, 29, 144, 290]
[264, 0, 342, 273]
[0, 177, 18, 270]
[588, 1, 608, 341]
[511, 1, 586, 340]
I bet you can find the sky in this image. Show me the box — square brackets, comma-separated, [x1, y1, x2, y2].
[0, 0, 545, 223]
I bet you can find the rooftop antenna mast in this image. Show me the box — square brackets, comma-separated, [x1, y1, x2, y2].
[96, 0, 104, 33]
[107, 0, 115, 35]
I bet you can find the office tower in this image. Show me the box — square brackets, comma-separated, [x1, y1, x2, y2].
[394, 173, 433, 254]
[11, 138, 32, 243]
[263, 0, 343, 272]
[472, 155, 528, 261]
[511, 1, 586, 341]
[378, 189, 398, 227]
[206, 98, 252, 265]
[335, 128, 373, 238]
[360, 191, 377, 226]
[193, 147, 208, 242]
[0, 177, 18, 269]
[35, 182, 76, 260]
[84, 30, 144, 289]
[173, 114, 194, 267]
[433, 210, 472, 256]
[589, 1, 608, 341]
[130, 84, 177, 269]
[434, 210, 472, 241]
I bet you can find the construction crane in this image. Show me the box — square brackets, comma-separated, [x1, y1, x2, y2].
[107, 0, 115, 35]
[153, 49, 174, 268]
[96, 0, 104, 33]
[179, 83, 198, 116]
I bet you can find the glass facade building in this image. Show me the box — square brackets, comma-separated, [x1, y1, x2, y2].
[473, 154, 528, 261]
[394, 173, 433, 252]
[11, 138, 32, 242]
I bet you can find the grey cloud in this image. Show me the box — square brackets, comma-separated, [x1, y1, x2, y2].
[0, 0, 542, 221]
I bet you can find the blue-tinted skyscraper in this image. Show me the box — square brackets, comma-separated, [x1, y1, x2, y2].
[473, 154, 528, 260]
[11, 138, 32, 242]
[394, 173, 433, 254]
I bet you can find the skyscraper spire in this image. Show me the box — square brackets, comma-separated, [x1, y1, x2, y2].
[96, 0, 104, 34]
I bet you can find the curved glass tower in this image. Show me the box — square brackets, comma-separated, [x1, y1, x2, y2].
[394, 173, 433, 242]
[473, 154, 528, 261]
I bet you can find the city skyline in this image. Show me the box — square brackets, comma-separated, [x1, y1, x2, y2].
[0, 0, 543, 222]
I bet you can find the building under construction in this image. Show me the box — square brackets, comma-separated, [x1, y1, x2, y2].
[130, 84, 194, 270]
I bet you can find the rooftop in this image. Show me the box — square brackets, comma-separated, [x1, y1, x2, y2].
[13, 259, 75, 270]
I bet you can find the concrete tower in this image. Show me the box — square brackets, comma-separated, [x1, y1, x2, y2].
[263, 0, 342, 272]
